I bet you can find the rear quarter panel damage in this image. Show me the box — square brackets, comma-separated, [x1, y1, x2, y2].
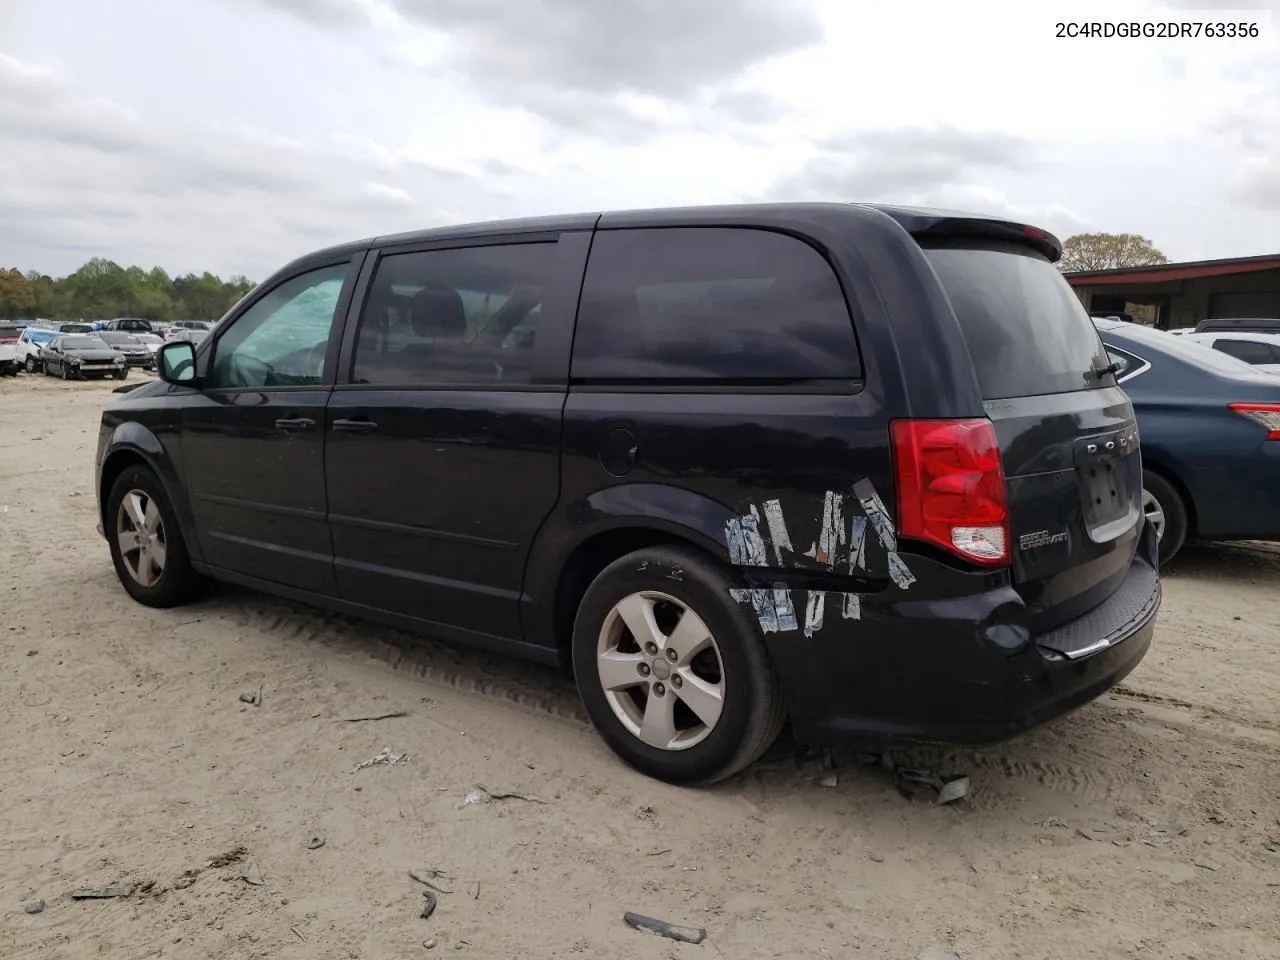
[726, 481, 915, 638]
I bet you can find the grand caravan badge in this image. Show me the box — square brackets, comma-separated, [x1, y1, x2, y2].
[1019, 529, 1070, 550]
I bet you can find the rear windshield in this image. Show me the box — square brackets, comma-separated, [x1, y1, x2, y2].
[923, 240, 1111, 400]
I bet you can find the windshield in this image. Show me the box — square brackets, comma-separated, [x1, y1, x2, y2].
[135, 334, 162, 344]
[923, 240, 1111, 400]
[62, 336, 107, 349]
[102, 333, 140, 345]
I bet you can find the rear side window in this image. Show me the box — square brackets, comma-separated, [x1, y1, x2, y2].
[571, 227, 861, 383]
[923, 240, 1111, 400]
[351, 242, 554, 386]
[1212, 339, 1280, 364]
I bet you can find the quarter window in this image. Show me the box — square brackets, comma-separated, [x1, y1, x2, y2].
[570, 227, 861, 383]
[209, 263, 348, 388]
[351, 243, 555, 386]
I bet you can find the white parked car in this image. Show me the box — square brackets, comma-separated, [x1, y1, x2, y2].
[13, 326, 60, 372]
[1181, 331, 1280, 374]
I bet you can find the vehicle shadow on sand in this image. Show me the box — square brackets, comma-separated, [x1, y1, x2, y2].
[1161, 540, 1280, 583]
[170, 580, 1177, 812]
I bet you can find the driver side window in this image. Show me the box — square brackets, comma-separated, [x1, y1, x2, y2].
[209, 263, 349, 388]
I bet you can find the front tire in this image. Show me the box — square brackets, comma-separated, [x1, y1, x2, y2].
[25, 355, 36, 373]
[106, 466, 202, 607]
[1142, 469, 1189, 565]
[571, 545, 786, 785]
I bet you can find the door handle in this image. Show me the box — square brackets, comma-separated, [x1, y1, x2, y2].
[332, 417, 378, 433]
[275, 417, 316, 429]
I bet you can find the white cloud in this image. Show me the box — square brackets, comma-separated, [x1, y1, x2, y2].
[0, 0, 1278, 278]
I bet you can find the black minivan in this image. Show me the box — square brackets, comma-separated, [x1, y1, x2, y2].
[96, 203, 1160, 784]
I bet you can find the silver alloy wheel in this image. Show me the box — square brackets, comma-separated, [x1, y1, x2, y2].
[116, 489, 167, 587]
[596, 591, 726, 751]
[1141, 488, 1165, 542]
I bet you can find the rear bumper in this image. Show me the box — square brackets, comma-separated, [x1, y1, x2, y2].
[770, 520, 1161, 745]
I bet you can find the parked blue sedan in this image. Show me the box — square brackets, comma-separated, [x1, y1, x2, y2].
[1095, 319, 1280, 563]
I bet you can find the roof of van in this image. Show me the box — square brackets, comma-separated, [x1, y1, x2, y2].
[287, 202, 1063, 275]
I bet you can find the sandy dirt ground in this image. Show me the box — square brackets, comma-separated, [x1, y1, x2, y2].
[2, 373, 1279, 960]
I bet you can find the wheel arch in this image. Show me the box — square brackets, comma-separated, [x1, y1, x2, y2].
[98, 427, 203, 563]
[521, 484, 741, 661]
[1141, 454, 1197, 539]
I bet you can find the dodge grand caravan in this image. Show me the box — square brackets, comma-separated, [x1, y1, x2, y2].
[96, 203, 1160, 785]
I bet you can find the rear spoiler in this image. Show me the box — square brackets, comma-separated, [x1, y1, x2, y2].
[864, 205, 1063, 262]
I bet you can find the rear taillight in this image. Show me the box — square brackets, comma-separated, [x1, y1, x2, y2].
[1228, 402, 1280, 440]
[892, 418, 1010, 566]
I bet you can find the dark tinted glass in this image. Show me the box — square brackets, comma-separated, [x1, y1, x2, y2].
[571, 227, 860, 382]
[1213, 339, 1277, 364]
[352, 242, 555, 386]
[924, 240, 1112, 400]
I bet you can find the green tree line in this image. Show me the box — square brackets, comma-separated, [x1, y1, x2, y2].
[0, 257, 257, 323]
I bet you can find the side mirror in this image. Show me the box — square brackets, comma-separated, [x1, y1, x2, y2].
[158, 341, 198, 386]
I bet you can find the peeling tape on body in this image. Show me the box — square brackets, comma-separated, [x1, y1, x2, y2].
[848, 516, 867, 573]
[725, 511, 768, 567]
[761, 499, 793, 563]
[729, 587, 793, 634]
[804, 590, 826, 637]
[816, 491, 846, 568]
[772, 584, 798, 632]
[842, 592, 861, 620]
[852, 479, 916, 590]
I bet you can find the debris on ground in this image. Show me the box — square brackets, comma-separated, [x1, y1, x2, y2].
[71, 882, 134, 900]
[916, 947, 960, 960]
[423, 938, 438, 949]
[209, 846, 249, 868]
[420, 890, 438, 920]
[332, 710, 409, 723]
[1192, 857, 1222, 871]
[869, 854, 885, 863]
[306, 835, 326, 850]
[1146, 821, 1189, 844]
[474, 784, 547, 805]
[241, 863, 265, 886]
[409, 869, 454, 894]
[239, 684, 263, 706]
[817, 772, 838, 788]
[24, 900, 44, 914]
[937, 777, 970, 805]
[623, 911, 707, 944]
[353, 747, 409, 773]
[456, 791, 486, 810]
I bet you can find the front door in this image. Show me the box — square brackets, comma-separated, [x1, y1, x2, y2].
[325, 235, 584, 641]
[180, 258, 359, 594]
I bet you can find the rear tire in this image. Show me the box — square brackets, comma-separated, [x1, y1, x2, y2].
[1142, 469, 1188, 565]
[571, 545, 786, 785]
[106, 465, 203, 607]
